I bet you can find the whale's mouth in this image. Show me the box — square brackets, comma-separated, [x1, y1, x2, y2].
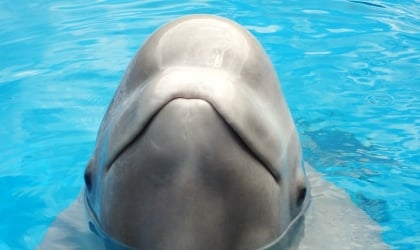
[105, 97, 280, 183]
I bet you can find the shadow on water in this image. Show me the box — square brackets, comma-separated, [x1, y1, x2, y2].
[354, 193, 390, 223]
[348, 1, 386, 8]
[298, 126, 393, 224]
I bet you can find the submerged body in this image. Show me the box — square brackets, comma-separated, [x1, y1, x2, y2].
[39, 15, 388, 249]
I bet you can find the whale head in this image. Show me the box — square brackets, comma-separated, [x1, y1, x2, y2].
[84, 15, 309, 250]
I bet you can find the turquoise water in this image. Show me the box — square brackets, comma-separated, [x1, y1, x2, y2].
[0, 0, 418, 249]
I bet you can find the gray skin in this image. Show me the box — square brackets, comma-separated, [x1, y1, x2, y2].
[83, 15, 309, 250]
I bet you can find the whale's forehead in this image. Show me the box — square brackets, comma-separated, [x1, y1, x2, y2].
[155, 16, 251, 72]
[127, 14, 273, 87]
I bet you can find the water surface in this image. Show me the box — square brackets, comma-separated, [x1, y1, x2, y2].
[0, 0, 418, 249]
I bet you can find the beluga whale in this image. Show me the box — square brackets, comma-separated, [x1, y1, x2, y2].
[83, 14, 309, 249]
[39, 14, 389, 250]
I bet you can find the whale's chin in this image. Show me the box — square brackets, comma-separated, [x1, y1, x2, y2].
[86, 98, 304, 250]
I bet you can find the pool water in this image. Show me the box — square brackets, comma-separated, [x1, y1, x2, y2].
[0, 0, 418, 249]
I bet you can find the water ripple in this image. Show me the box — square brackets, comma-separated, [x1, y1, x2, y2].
[365, 94, 396, 106]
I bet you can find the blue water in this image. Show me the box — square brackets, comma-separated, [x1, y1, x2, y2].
[0, 0, 418, 249]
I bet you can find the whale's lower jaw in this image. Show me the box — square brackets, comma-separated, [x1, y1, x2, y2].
[92, 98, 289, 250]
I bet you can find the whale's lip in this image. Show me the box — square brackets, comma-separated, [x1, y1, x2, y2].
[106, 96, 280, 183]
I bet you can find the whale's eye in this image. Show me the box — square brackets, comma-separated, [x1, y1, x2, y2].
[84, 167, 92, 191]
[297, 186, 307, 207]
